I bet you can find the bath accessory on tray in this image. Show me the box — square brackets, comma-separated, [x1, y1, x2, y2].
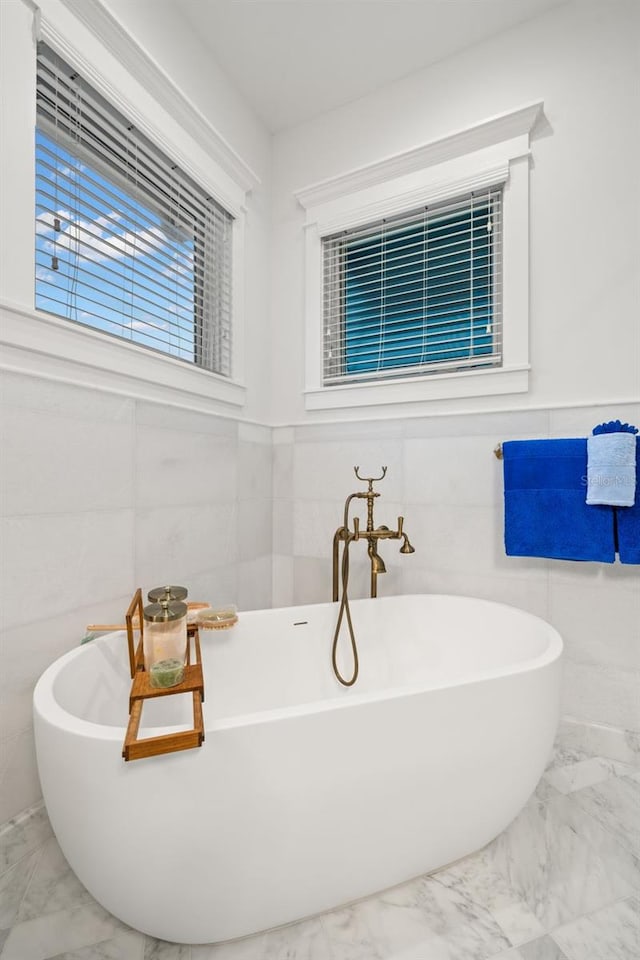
[196, 605, 238, 630]
[331, 467, 415, 686]
[85, 602, 210, 637]
[121, 588, 205, 761]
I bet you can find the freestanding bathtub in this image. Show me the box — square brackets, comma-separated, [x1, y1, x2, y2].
[33, 594, 562, 944]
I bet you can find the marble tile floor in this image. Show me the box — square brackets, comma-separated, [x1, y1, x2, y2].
[0, 748, 637, 960]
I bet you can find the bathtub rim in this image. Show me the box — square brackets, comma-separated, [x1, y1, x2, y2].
[33, 593, 563, 744]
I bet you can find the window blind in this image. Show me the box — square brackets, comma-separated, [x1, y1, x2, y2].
[35, 44, 233, 375]
[322, 188, 502, 385]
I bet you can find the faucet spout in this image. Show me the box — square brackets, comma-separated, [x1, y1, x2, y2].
[332, 467, 415, 603]
[368, 543, 386, 574]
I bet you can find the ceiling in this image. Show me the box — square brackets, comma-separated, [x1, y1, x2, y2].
[172, 0, 566, 132]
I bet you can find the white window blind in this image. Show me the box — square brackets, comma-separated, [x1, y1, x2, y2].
[35, 43, 233, 376]
[322, 188, 502, 385]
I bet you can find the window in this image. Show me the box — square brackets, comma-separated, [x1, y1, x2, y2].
[322, 188, 502, 385]
[35, 44, 234, 376]
[297, 101, 541, 410]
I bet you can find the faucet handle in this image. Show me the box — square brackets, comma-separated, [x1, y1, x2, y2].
[397, 516, 404, 536]
[353, 516, 360, 539]
[354, 465, 387, 483]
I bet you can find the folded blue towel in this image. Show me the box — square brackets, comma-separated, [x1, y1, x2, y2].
[503, 439, 615, 562]
[586, 433, 636, 507]
[617, 437, 640, 564]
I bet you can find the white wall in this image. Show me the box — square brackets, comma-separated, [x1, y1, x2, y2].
[0, 0, 273, 823]
[1, 0, 638, 829]
[0, 373, 273, 823]
[0, 0, 273, 422]
[101, 0, 268, 172]
[269, 1, 640, 751]
[100, 0, 274, 423]
[272, 401, 640, 753]
[270, 0, 640, 425]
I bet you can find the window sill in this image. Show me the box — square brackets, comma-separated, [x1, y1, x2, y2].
[0, 299, 246, 414]
[304, 365, 529, 411]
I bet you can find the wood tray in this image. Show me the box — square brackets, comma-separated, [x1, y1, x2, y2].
[122, 589, 205, 762]
[122, 690, 204, 761]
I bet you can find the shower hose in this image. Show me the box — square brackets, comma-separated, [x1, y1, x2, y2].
[332, 495, 360, 686]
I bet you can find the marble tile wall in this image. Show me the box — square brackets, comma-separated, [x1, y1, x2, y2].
[0, 371, 272, 824]
[1, 372, 638, 830]
[272, 401, 640, 749]
[236, 422, 274, 613]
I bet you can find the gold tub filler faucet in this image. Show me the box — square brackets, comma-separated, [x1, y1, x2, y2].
[331, 467, 415, 686]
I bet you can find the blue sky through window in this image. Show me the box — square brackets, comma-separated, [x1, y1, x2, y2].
[35, 128, 197, 363]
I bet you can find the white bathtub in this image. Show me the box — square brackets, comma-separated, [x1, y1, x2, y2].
[33, 594, 562, 944]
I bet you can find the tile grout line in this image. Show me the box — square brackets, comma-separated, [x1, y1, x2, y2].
[0, 802, 49, 863]
[0, 837, 46, 885]
[564, 780, 638, 864]
[0, 801, 46, 837]
[544, 892, 639, 960]
[1, 505, 139, 522]
[133, 398, 140, 587]
[11, 841, 46, 930]
[544, 890, 639, 950]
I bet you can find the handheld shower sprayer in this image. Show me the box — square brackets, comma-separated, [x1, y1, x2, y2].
[330, 467, 416, 686]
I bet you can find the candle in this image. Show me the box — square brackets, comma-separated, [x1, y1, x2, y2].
[149, 657, 185, 688]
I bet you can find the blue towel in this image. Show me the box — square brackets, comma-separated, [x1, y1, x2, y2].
[586, 433, 636, 507]
[503, 439, 615, 562]
[617, 437, 640, 564]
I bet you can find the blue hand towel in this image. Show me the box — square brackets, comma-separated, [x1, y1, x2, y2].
[617, 437, 640, 564]
[586, 433, 636, 507]
[503, 439, 615, 562]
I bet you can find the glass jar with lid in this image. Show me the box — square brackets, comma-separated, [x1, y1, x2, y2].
[147, 584, 188, 604]
[143, 586, 188, 688]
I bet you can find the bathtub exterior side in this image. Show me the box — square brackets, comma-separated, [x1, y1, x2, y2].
[34, 650, 561, 943]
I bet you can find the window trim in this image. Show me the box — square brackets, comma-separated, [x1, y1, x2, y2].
[0, 297, 246, 412]
[34, 59, 235, 377]
[296, 103, 542, 411]
[0, 0, 255, 413]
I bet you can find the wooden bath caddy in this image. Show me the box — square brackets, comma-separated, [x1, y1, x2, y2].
[122, 589, 205, 762]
